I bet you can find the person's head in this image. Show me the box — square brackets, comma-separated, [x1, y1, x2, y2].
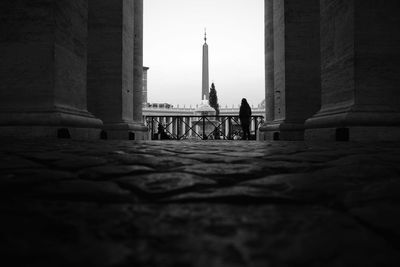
[241, 98, 248, 106]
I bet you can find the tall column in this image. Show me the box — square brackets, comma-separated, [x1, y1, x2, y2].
[305, 0, 400, 141]
[259, 0, 321, 141]
[0, 0, 102, 139]
[224, 119, 228, 138]
[202, 32, 209, 100]
[264, 0, 274, 123]
[142, 66, 149, 104]
[88, 0, 147, 140]
[187, 117, 192, 138]
[259, 0, 274, 140]
[133, 0, 147, 135]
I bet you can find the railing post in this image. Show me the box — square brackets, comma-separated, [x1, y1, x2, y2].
[254, 117, 258, 140]
[177, 117, 181, 140]
[144, 115, 264, 141]
[202, 116, 206, 140]
[151, 117, 154, 140]
[228, 116, 232, 140]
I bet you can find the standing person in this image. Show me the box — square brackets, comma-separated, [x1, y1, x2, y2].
[239, 98, 252, 140]
[157, 123, 169, 140]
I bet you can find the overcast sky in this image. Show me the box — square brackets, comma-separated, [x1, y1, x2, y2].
[143, 0, 265, 108]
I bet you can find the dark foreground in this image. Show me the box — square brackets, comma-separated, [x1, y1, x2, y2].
[1, 140, 400, 266]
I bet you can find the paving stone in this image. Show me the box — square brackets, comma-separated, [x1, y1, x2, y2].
[78, 165, 155, 180]
[23, 152, 64, 161]
[348, 200, 400, 238]
[1, 140, 400, 266]
[0, 155, 43, 170]
[343, 178, 400, 206]
[162, 186, 293, 204]
[121, 204, 400, 267]
[51, 156, 109, 170]
[264, 152, 338, 163]
[32, 180, 133, 202]
[0, 169, 76, 191]
[262, 160, 318, 173]
[112, 153, 202, 169]
[217, 151, 266, 158]
[117, 172, 216, 195]
[172, 163, 266, 181]
[176, 153, 245, 163]
[240, 161, 399, 204]
[0, 201, 132, 267]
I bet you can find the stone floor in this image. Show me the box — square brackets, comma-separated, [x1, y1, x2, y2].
[1, 139, 400, 266]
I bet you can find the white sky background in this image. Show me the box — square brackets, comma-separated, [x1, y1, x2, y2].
[143, 0, 265, 108]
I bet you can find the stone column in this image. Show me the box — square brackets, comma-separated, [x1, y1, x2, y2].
[87, 0, 147, 140]
[305, 0, 400, 141]
[0, 0, 102, 139]
[259, 0, 321, 140]
[142, 66, 149, 104]
[132, 0, 147, 136]
[264, 0, 274, 123]
[259, 0, 274, 141]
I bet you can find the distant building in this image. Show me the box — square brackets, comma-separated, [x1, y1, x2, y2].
[145, 103, 174, 109]
[143, 103, 264, 117]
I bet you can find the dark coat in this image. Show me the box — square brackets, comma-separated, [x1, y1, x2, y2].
[239, 102, 252, 126]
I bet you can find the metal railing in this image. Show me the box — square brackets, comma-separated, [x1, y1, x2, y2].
[145, 115, 264, 140]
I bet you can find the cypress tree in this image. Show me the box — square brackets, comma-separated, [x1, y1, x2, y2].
[209, 83, 220, 115]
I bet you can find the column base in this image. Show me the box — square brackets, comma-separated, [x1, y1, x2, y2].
[0, 107, 103, 139]
[305, 106, 400, 141]
[258, 121, 305, 141]
[103, 122, 148, 140]
[305, 126, 400, 142]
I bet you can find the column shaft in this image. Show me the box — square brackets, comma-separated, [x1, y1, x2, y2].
[0, 0, 102, 139]
[259, 0, 321, 141]
[87, 0, 147, 140]
[133, 0, 144, 122]
[265, 0, 274, 122]
[305, 0, 400, 141]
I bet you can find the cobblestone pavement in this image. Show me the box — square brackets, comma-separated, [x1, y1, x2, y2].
[1, 139, 400, 266]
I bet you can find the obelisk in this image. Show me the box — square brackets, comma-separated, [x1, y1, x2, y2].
[202, 29, 209, 100]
